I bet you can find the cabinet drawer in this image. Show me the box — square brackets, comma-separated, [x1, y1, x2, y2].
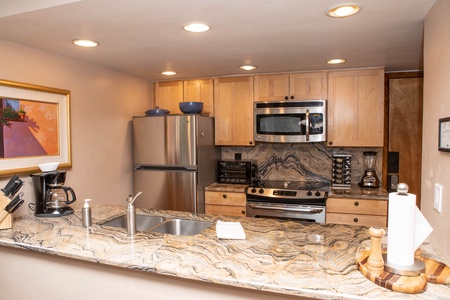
[326, 212, 386, 227]
[205, 204, 246, 217]
[327, 198, 387, 216]
[205, 191, 246, 206]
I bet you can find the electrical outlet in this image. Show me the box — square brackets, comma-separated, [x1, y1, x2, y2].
[434, 183, 442, 213]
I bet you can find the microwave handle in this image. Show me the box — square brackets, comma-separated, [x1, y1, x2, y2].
[305, 109, 310, 141]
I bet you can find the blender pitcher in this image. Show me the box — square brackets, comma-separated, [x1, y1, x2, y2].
[359, 151, 380, 188]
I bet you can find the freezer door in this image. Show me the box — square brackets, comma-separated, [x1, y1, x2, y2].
[133, 169, 198, 213]
[133, 115, 197, 168]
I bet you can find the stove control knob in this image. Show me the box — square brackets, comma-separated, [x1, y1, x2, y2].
[315, 191, 321, 197]
[258, 188, 264, 194]
[306, 191, 313, 196]
[251, 188, 257, 193]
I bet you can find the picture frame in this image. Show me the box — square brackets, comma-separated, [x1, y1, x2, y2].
[438, 117, 450, 152]
[0, 79, 72, 177]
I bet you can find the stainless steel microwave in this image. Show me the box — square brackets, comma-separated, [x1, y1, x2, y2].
[254, 100, 327, 143]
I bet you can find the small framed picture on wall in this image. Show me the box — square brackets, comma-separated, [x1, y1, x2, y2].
[439, 117, 450, 152]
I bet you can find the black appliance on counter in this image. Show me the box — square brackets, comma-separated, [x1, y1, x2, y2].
[30, 171, 76, 217]
[246, 180, 329, 222]
[217, 160, 257, 184]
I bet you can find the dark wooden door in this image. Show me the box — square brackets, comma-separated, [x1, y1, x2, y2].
[384, 72, 423, 207]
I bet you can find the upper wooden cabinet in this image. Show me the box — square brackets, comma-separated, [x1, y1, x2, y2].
[154, 81, 183, 114]
[254, 72, 327, 101]
[214, 76, 254, 146]
[327, 68, 385, 147]
[154, 79, 214, 116]
[183, 79, 214, 116]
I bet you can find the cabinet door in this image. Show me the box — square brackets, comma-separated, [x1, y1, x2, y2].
[327, 68, 384, 147]
[214, 76, 254, 146]
[290, 72, 327, 100]
[254, 74, 289, 101]
[154, 81, 183, 114]
[183, 79, 214, 116]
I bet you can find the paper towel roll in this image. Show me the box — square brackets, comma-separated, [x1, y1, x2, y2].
[387, 191, 433, 266]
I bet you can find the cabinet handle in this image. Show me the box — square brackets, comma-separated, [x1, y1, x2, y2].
[290, 95, 294, 100]
[241, 210, 245, 215]
[353, 218, 359, 223]
[249, 141, 253, 145]
[354, 201, 359, 206]
[328, 141, 333, 146]
[222, 194, 227, 199]
[284, 96, 289, 100]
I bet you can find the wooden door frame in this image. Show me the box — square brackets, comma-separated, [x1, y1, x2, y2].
[383, 71, 424, 196]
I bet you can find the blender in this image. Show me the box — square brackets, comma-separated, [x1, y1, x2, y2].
[359, 151, 380, 188]
[30, 171, 76, 217]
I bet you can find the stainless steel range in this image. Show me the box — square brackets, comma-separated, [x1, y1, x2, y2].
[245, 180, 329, 222]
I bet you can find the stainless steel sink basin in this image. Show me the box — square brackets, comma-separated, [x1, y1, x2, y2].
[150, 219, 212, 236]
[101, 215, 165, 231]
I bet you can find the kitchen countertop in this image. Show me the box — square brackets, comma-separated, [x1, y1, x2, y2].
[0, 205, 448, 299]
[205, 182, 389, 200]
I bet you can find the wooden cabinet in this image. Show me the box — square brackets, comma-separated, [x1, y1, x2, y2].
[214, 76, 254, 146]
[326, 197, 388, 227]
[154, 79, 214, 115]
[183, 79, 214, 116]
[154, 81, 184, 114]
[205, 191, 247, 217]
[327, 68, 385, 147]
[254, 72, 327, 101]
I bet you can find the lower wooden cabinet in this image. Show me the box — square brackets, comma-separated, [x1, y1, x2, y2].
[326, 197, 387, 227]
[205, 191, 246, 217]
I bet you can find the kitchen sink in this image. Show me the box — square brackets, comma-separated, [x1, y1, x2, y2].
[101, 214, 165, 231]
[101, 215, 212, 236]
[150, 219, 212, 236]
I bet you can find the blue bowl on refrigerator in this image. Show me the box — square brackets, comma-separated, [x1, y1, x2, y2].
[179, 102, 203, 114]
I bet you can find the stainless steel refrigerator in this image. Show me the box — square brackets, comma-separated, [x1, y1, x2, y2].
[132, 114, 219, 213]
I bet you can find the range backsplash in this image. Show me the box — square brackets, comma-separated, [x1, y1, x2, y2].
[221, 143, 383, 185]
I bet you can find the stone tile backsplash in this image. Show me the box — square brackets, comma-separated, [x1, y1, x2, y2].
[221, 143, 383, 184]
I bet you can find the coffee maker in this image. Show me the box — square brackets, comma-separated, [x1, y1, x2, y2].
[359, 151, 380, 188]
[30, 171, 76, 217]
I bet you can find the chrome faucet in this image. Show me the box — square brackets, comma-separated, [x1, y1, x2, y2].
[126, 191, 142, 236]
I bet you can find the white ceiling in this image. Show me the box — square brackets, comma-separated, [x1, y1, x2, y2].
[0, 0, 437, 81]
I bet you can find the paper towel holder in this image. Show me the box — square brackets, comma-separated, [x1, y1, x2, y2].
[383, 183, 426, 276]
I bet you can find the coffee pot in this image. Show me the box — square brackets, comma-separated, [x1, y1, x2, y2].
[359, 151, 380, 188]
[30, 171, 76, 217]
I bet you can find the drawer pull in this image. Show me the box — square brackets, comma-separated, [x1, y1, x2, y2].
[353, 218, 359, 223]
[354, 201, 359, 206]
[241, 210, 245, 215]
[222, 194, 227, 199]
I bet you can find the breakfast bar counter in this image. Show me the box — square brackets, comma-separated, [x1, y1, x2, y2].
[0, 205, 448, 300]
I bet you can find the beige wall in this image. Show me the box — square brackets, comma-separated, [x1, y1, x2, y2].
[423, 0, 450, 261]
[0, 39, 152, 215]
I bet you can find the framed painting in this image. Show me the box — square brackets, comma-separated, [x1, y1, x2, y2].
[439, 117, 450, 152]
[0, 79, 72, 176]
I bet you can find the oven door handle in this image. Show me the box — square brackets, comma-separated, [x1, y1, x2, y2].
[248, 203, 324, 214]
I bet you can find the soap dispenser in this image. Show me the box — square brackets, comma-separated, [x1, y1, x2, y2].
[82, 199, 92, 227]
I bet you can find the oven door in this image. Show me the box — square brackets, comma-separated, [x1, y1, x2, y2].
[246, 201, 326, 222]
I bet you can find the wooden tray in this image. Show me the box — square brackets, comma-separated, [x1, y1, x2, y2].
[357, 248, 429, 294]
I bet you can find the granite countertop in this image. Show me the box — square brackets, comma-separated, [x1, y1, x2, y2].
[0, 205, 448, 299]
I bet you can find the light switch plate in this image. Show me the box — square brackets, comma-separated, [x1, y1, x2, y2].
[434, 183, 443, 213]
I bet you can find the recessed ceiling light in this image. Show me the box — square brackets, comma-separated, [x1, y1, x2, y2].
[327, 58, 347, 64]
[183, 23, 210, 33]
[326, 4, 361, 18]
[240, 65, 257, 71]
[72, 39, 99, 47]
[162, 71, 177, 75]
